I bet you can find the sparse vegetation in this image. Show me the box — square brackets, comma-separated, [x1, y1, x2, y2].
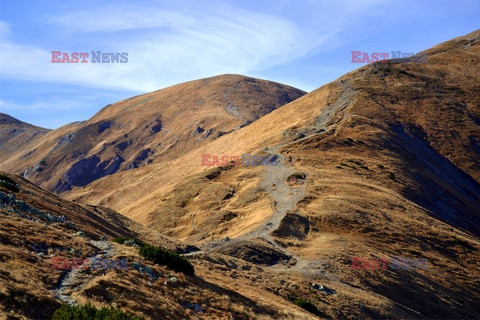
[114, 237, 194, 275]
[0, 181, 19, 193]
[0, 174, 19, 193]
[360, 165, 369, 170]
[51, 303, 145, 320]
[377, 164, 385, 169]
[387, 172, 396, 180]
[0, 174, 16, 185]
[139, 244, 195, 276]
[39, 159, 47, 166]
[293, 299, 320, 316]
[336, 166, 343, 169]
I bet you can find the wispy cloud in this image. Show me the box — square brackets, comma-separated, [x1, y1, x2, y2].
[0, 3, 336, 92]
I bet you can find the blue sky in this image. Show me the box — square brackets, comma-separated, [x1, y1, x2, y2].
[0, 0, 479, 129]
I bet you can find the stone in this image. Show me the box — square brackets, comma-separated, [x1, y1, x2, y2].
[311, 283, 336, 295]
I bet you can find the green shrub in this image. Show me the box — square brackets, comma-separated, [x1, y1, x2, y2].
[36, 167, 44, 172]
[51, 303, 145, 320]
[387, 172, 396, 180]
[377, 164, 385, 170]
[293, 299, 320, 315]
[0, 174, 16, 185]
[39, 159, 47, 166]
[139, 244, 194, 276]
[0, 181, 19, 193]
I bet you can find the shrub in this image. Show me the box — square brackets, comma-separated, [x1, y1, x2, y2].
[0, 174, 16, 185]
[377, 164, 385, 170]
[293, 299, 320, 315]
[0, 181, 19, 193]
[39, 159, 47, 166]
[387, 173, 396, 180]
[139, 244, 194, 276]
[51, 303, 145, 320]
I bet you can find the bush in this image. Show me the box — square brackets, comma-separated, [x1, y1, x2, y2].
[139, 244, 195, 276]
[51, 303, 145, 320]
[0, 174, 16, 185]
[293, 299, 320, 315]
[387, 172, 396, 180]
[0, 181, 19, 193]
[39, 159, 47, 166]
[377, 164, 385, 169]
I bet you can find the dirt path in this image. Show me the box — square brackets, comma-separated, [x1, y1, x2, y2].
[53, 239, 116, 306]
[192, 80, 356, 276]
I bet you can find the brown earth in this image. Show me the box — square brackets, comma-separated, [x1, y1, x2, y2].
[0, 29, 480, 319]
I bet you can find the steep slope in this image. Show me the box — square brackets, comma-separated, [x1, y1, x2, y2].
[0, 75, 305, 193]
[0, 113, 50, 176]
[0, 172, 329, 320]
[69, 30, 480, 319]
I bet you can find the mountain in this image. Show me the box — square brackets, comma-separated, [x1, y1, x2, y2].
[68, 30, 480, 319]
[0, 172, 316, 319]
[0, 113, 50, 173]
[0, 75, 306, 193]
[1, 29, 480, 319]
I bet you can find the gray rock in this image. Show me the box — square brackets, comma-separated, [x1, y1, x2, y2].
[311, 283, 336, 295]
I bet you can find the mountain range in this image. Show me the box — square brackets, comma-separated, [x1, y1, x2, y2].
[1, 29, 479, 319]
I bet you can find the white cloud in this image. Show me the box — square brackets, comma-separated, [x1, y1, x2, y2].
[0, 4, 326, 92]
[0, 1, 396, 93]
